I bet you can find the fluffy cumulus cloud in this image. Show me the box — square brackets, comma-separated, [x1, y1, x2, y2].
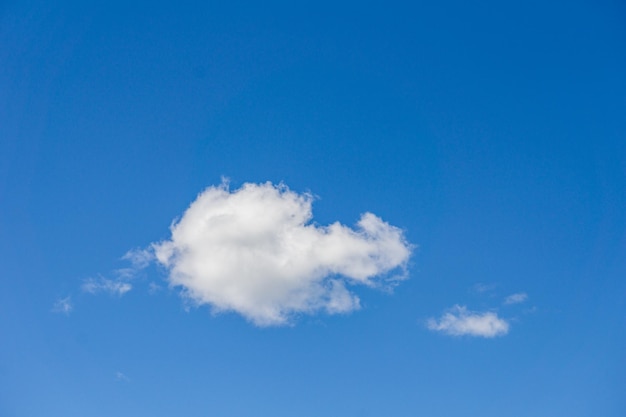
[427, 305, 509, 337]
[152, 181, 412, 326]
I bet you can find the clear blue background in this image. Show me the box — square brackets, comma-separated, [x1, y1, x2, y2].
[1, 1, 625, 416]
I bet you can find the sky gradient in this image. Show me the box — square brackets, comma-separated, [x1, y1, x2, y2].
[1, 1, 625, 416]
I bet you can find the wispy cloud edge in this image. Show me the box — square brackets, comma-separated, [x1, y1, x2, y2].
[52, 296, 73, 315]
[82, 277, 132, 296]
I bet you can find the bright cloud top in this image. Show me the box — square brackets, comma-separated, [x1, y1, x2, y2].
[427, 305, 509, 337]
[152, 181, 412, 326]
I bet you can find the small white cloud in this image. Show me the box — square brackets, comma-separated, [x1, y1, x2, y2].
[427, 305, 509, 337]
[504, 292, 528, 305]
[151, 181, 413, 326]
[148, 281, 162, 294]
[122, 247, 153, 270]
[114, 268, 135, 280]
[52, 296, 73, 315]
[523, 306, 538, 314]
[471, 282, 496, 294]
[115, 371, 130, 382]
[82, 277, 132, 296]
[115, 248, 154, 279]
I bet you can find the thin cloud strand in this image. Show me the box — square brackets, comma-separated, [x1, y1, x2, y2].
[82, 277, 132, 296]
[52, 296, 73, 314]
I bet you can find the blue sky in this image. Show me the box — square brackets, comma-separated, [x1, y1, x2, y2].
[1, 1, 625, 415]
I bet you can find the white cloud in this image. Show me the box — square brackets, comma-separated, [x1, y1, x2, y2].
[427, 305, 509, 337]
[115, 248, 154, 279]
[151, 181, 412, 326]
[122, 247, 153, 269]
[115, 371, 130, 382]
[52, 296, 73, 314]
[148, 281, 162, 294]
[504, 292, 528, 305]
[471, 282, 496, 294]
[82, 277, 132, 296]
